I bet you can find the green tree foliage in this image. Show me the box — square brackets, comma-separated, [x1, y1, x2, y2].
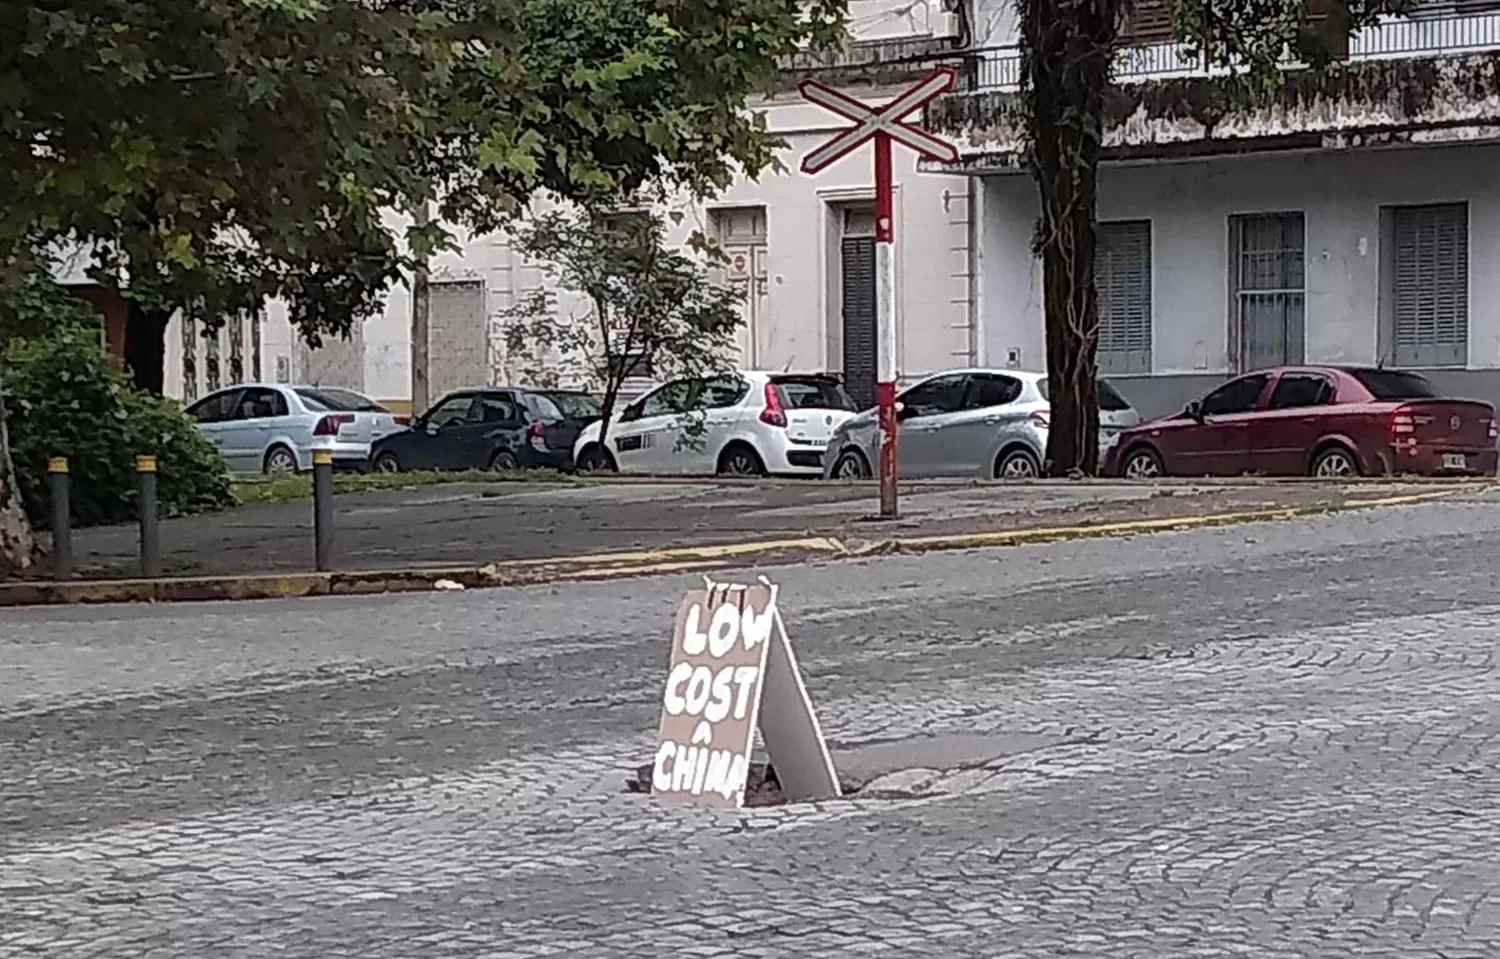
[3, 323, 234, 532]
[502, 208, 742, 453]
[1020, 0, 1385, 475]
[0, 0, 846, 570]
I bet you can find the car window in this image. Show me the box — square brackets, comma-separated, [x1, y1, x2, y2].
[233, 387, 289, 420]
[541, 392, 603, 421]
[964, 374, 1023, 410]
[528, 393, 566, 422]
[696, 376, 749, 410]
[1199, 374, 1270, 417]
[1036, 378, 1133, 412]
[1350, 369, 1440, 400]
[424, 393, 475, 428]
[639, 380, 694, 418]
[1268, 374, 1335, 410]
[185, 389, 242, 424]
[900, 374, 969, 418]
[295, 387, 385, 412]
[771, 376, 857, 412]
[471, 393, 519, 424]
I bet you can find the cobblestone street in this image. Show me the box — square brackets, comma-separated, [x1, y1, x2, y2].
[5, 497, 1500, 956]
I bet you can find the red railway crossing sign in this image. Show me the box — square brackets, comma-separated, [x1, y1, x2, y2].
[798, 67, 960, 174]
[797, 66, 960, 520]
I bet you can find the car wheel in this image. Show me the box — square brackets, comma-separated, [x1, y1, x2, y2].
[489, 450, 519, 472]
[995, 447, 1041, 479]
[263, 445, 299, 474]
[717, 443, 766, 477]
[575, 444, 617, 473]
[1311, 445, 1359, 479]
[1121, 446, 1165, 480]
[832, 449, 871, 479]
[372, 451, 402, 474]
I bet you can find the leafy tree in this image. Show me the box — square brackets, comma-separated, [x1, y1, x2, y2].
[0, 0, 846, 572]
[502, 208, 742, 458]
[4, 323, 234, 531]
[1020, 0, 1384, 474]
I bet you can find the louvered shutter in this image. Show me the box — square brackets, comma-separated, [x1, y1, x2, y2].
[1392, 203, 1468, 368]
[841, 237, 878, 409]
[1095, 220, 1153, 375]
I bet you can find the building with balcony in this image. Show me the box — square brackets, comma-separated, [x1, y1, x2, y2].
[165, 0, 982, 414]
[923, 0, 1500, 417]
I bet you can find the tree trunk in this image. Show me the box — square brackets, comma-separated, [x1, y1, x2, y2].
[0, 391, 37, 576]
[1022, 0, 1117, 475]
[124, 301, 170, 395]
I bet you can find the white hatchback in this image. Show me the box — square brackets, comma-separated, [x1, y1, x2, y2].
[571, 371, 858, 476]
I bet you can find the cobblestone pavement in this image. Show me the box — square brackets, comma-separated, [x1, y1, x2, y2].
[6, 497, 1500, 957]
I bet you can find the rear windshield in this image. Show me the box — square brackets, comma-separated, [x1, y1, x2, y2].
[295, 387, 386, 412]
[540, 391, 603, 420]
[1037, 378, 1133, 411]
[1350, 369, 1440, 400]
[772, 376, 857, 412]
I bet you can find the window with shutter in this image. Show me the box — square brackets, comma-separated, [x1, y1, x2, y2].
[1390, 202, 1468, 368]
[1095, 220, 1153, 376]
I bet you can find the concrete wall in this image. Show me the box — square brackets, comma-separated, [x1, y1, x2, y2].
[980, 142, 1500, 417]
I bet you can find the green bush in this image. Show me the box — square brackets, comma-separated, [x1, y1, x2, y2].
[3, 324, 234, 527]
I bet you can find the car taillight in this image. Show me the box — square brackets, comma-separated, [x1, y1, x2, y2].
[1029, 411, 1050, 429]
[313, 413, 355, 436]
[759, 383, 787, 428]
[393, 415, 410, 426]
[1389, 406, 1420, 455]
[526, 420, 548, 451]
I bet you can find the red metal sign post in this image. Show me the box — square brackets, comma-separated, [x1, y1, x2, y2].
[798, 67, 959, 520]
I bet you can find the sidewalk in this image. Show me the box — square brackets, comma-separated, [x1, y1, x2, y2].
[49, 477, 1479, 580]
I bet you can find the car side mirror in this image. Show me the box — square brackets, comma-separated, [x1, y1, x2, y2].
[423, 420, 440, 436]
[619, 402, 641, 423]
[1184, 400, 1204, 422]
[895, 401, 910, 420]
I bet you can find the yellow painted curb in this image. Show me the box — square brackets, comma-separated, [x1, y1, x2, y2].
[885, 488, 1466, 552]
[497, 536, 847, 568]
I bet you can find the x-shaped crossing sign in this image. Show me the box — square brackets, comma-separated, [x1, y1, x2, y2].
[798, 67, 960, 174]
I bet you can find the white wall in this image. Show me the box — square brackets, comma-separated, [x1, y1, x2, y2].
[980, 143, 1500, 376]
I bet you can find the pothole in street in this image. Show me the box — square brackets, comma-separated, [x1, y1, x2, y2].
[624, 761, 862, 807]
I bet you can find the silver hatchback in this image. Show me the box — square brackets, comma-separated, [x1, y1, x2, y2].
[821, 369, 1140, 479]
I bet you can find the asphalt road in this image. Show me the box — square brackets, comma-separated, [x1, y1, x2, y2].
[6, 496, 1500, 956]
[63, 476, 1442, 577]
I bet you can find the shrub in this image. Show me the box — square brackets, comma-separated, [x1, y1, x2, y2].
[3, 323, 234, 527]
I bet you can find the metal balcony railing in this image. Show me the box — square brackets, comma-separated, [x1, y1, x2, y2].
[969, 9, 1500, 91]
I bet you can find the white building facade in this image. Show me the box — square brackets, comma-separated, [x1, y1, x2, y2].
[164, 0, 982, 413]
[924, 0, 1500, 418]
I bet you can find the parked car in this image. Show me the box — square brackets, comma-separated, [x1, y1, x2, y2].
[539, 389, 605, 425]
[571, 371, 858, 476]
[369, 387, 594, 473]
[184, 383, 406, 473]
[821, 369, 1140, 479]
[1103, 365, 1499, 478]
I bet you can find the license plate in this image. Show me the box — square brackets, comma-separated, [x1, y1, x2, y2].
[1442, 453, 1467, 470]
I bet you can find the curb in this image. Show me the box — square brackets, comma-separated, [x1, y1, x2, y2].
[0, 488, 1468, 608]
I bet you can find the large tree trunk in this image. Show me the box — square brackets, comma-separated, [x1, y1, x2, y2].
[125, 301, 170, 395]
[0, 392, 37, 576]
[1022, 0, 1117, 475]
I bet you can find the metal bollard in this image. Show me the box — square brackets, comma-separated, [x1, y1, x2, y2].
[136, 455, 160, 578]
[48, 457, 72, 580]
[313, 448, 335, 572]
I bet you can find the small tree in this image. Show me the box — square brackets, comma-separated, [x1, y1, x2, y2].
[503, 208, 742, 452]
